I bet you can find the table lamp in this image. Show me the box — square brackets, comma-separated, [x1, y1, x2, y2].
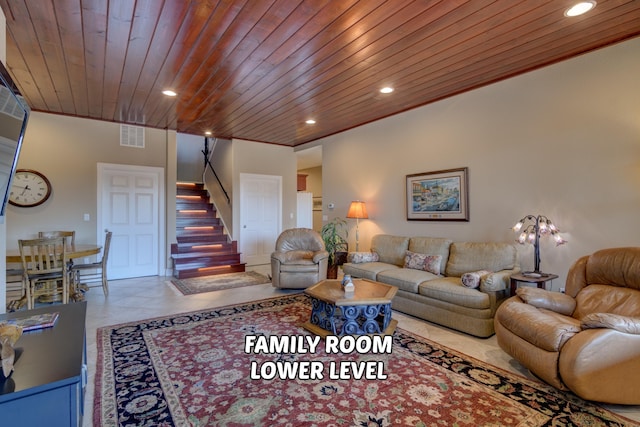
[512, 214, 566, 276]
[347, 201, 368, 251]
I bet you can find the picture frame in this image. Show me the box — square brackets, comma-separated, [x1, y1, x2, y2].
[406, 167, 469, 221]
[313, 197, 322, 211]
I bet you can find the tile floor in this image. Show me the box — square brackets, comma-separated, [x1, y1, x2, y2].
[18, 267, 638, 426]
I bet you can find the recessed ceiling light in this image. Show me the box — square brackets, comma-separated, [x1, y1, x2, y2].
[564, 1, 596, 17]
[205, 131, 212, 136]
[380, 87, 394, 94]
[305, 119, 316, 125]
[162, 89, 177, 97]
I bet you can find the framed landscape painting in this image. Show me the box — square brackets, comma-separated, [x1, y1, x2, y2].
[406, 167, 469, 221]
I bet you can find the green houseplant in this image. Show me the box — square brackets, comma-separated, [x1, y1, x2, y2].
[321, 217, 349, 279]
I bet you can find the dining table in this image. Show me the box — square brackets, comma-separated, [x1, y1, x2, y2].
[5, 243, 102, 310]
[5, 244, 102, 264]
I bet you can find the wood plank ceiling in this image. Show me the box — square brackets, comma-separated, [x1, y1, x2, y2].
[1, 0, 639, 147]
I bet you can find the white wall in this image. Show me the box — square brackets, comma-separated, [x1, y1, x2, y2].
[312, 38, 640, 289]
[176, 133, 204, 182]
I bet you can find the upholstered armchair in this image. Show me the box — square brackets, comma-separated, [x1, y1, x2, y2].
[271, 228, 329, 289]
[495, 247, 640, 404]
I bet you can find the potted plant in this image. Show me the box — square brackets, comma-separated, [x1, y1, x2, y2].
[321, 217, 349, 279]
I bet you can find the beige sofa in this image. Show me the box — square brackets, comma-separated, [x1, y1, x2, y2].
[342, 234, 519, 337]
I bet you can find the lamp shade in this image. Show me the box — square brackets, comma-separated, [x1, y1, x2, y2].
[347, 201, 368, 219]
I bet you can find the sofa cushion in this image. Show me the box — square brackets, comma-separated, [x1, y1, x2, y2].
[418, 277, 492, 309]
[377, 268, 439, 293]
[342, 262, 399, 281]
[403, 251, 442, 275]
[371, 235, 409, 266]
[408, 237, 452, 275]
[446, 242, 517, 277]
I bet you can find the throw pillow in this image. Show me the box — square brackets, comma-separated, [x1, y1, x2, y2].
[348, 252, 380, 264]
[461, 270, 492, 289]
[403, 251, 442, 275]
[423, 255, 442, 275]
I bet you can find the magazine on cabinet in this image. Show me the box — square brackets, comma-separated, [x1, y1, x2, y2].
[6, 312, 60, 331]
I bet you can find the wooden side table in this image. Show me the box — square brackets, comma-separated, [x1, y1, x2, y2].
[510, 273, 559, 296]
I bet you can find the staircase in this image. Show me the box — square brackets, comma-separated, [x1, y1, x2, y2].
[171, 182, 245, 279]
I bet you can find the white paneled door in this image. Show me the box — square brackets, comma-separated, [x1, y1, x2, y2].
[240, 173, 281, 266]
[98, 163, 165, 280]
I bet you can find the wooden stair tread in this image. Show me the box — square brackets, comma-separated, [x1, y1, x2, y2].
[175, 236, 230, 244]
[173, 265, 246, 279]
[171, 250, 241, 259]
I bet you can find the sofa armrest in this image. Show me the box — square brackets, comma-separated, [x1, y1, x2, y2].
[312, 250, 329, 263]
[516, 287, 576, 316]
[581, 313, 640, 334]
[559, 328, 640, 404]
[479, 269, 518, 292]
[270, 251, 289, 263]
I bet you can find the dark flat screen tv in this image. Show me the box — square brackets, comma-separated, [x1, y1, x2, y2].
[0, 60, 30, 223]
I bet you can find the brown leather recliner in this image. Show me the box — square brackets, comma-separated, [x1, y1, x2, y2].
[495, 247, 640, 404]
[271, 228, 329, 289]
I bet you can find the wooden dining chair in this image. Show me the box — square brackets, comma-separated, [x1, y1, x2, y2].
[38, 231, 76, 295]
[5, 265, 25, 311]
[18, 237, 69, 309]
[38, 230, 75, 246]
[71, 230, 112, 296]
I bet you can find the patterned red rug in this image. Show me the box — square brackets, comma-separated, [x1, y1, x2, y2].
[95, 294, 637, 426]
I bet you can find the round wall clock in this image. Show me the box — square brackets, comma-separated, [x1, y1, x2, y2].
[9, 169, 52, 207]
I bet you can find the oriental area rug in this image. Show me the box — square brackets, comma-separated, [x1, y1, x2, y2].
[169, 271, 270, 295]
[95, 294, 637, 426]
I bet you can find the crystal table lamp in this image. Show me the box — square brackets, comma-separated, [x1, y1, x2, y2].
[347, 201, 368, 251]
[512, 214, 566, 276]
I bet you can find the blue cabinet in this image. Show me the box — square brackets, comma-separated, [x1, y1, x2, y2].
[0, 302, 87, 426]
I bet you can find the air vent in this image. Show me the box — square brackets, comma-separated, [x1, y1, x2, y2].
[120, 124, 145, 148]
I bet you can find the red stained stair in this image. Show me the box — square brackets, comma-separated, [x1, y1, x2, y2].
[171, 182, 245, 279]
